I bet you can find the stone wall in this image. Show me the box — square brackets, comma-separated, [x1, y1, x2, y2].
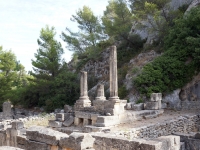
[0, 122, 95, 150]
[118, 115, 200, 139]
[92, 133, 181, 150]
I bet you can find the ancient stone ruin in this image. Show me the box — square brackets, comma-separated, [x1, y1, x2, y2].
[1, 46, 200, 150]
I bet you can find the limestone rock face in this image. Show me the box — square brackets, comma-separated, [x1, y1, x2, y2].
[180, 73, 200, 101]
[131, 0, 193, 44]
[186, 0, 200, 12]
[163, 89, 181, 110]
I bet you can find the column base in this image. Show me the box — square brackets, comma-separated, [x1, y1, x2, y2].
[95, 97, 106, 101]
[74, 99, 91, 111]
[104, 100, 125, 115]
[108, 96, 120, 101]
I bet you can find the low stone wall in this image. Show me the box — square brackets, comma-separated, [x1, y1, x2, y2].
[92, 133, 181, 150]
[0, 121, 95, 150]
[118, 115, 200, 139]
[181, 101, 200, 110]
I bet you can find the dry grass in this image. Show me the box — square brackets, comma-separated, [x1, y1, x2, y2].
[24, 115, 55, 128]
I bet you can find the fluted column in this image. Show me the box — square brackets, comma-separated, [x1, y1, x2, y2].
[109, 46, 119, 101]
[79, 71, 89, 100]
[95, 84, 106, 100]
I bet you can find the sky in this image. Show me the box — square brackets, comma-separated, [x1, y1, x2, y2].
[0, 0, 109, 71]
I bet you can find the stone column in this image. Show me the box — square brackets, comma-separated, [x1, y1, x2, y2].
[95, 84, 106, 100]
[79, 71, 89, 100]
[74, 71, 91, 110]
[109, 46, 119, 101]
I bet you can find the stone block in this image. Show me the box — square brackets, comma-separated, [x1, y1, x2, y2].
[75, 111, 91, 119]
[0, 146, 24, 150]
[145, 101, 159, 110]
[54, 109, 62, 113]
[195, 132, 200, 139]
[48, 120, 62, 128]
[59, 132, 95, 150]
[12, 121, 24, 130]
[64, 105, 72, 113]
[74, 100, 91, 111]
[0, 124, 4, 130]
[64, 113, 70, 121]
[162, 102, 167, 109]
[180, 142, 185, 150]
[3, 102, 12, 119]
[26, 126, 69, 145]
[125, 103, 132, 110]
[150, 93, 162, 101]
[140, 140, 162, 150]
[17, 135, 27, 145]
[74, 117, 82, 126]
[93, 100, 105, 113]
[26, 140, 48, 150]
[63, 116, 74, 127]
[132, 103, 144, 111]
[56, 113, 64, 121]
[157, 135, 180, 149]
[83, 119, 90, 126]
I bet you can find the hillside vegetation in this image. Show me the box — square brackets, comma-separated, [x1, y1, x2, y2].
[0, 0, 199, 111]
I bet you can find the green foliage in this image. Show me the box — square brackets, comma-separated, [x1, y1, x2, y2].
[117, 34, 145, 65]
[132, 67, 140, 74]
[136, 98, 144, 104]
[134, 7, 200, 97]
[30, 26, 63, 80]
[102, 0, 133, 42]
[129, 0, 185, 44]
[62, 6, 105, 55]
[0, 47, 17, 106]
[12, 26, 80, 112]
[118, 86, 128, 99]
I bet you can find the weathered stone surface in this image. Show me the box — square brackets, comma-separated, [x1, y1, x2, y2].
[26, 140, 48, 150]
[3, 101, 13, 119]
[109, 46, 119, 101]
[12, 121, 24, 130]
[150, 93, 162, 101]
[145, 101, 159, 110]
[194, 132, 200, 139]
[132, 103, 144, 111]
[93, 100, 105, 113]
[64, 105, 72, 113]
[17, 135, 27, 145]
[0, 146, 24, 150]
[186, 0, 200, 12]
[48, 120, 62, 128]
[56, 113, 64, 121]
[163, 89, 181, 110]
[0, 124, 4, 130]
[140, 140, 162, 150]
[125, 103, 132, 110]
[63, 116, 74, 127]
[75, 71, 91, 110]
[59, 132, 95, 150]
[95, 84, 106, 100]
[26, 126, 69, 145]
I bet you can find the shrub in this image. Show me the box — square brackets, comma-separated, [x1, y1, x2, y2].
[135, 7, 200, 98]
